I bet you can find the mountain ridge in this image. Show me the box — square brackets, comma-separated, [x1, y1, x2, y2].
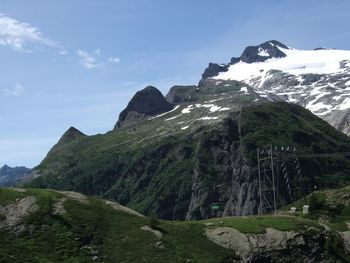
[0, 165, 32, 186]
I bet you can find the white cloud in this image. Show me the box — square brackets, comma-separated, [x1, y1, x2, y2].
[59, 50, 67, 55]
[108, 57, 120, 64]
[3, 83, 24, 96]
[93, 48, 101, 56]
[77, 49, 100, 69]
[0, 13, 56, 51]
[77, 49, 120, 69]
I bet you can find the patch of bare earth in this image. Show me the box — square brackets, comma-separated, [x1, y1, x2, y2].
[104, 200, 144, 217]
[0, 196, 38, 229]
[52, 190, 88, 204]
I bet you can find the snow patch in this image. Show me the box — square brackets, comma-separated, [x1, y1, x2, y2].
[181, 105, 194, 114]
[337, 97, 350, 110]
[240, 87, 249, 93]
[258, 47, 270, 57]
[214, 48, 350, 82]
[198, 116, 219, 120]
[219, 107, 230, 111]
[149, 105, 180, 120]
[209, 105, 222, 112]
[165, 114, 181, 121]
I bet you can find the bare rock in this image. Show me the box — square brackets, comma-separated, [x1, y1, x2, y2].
[140, 225, 163, 239]
[0, 196, 38, 229]
[104, 200, 144, 217]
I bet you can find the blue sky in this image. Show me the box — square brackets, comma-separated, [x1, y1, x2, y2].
[1, 0, 350, 168]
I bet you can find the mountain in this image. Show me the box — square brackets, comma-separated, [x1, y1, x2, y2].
[201, 40, 350, 135]
[114, 86, 173, 128]
[26, 83, 350, 220]
[23, 40, 350, 221]
[1, 187, 348, 262]
[0, 165, 32, 186]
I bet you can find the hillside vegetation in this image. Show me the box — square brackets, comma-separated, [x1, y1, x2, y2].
[1, 187, 349, 262]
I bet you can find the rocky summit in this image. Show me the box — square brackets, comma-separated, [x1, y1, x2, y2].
[114, 86, 173, 128]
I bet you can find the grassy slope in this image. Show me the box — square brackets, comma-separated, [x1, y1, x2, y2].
[281, 186, 350, 231]
[0, 188, 340, 263]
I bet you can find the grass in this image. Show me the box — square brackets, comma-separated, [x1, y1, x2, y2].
[205, 215, 321, 234]
[0, 188, 26, 205]
[0, 188, 235, 263]
[1, 187, 348, 262]
[281, 186, 350, 232]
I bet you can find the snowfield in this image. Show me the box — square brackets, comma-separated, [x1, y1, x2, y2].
[214, 47, 350, 81]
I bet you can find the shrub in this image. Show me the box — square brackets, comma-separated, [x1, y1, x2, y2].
[149, 214, 160, 228]
[309, 193, 324, 211]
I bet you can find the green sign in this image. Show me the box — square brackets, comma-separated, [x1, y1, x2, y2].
[211, 204, 221, 210]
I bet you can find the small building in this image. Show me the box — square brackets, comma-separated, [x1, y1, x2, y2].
[303, 205, 309, 214]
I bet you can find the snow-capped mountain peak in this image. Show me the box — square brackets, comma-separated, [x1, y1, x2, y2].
[200, 41, 350, 135]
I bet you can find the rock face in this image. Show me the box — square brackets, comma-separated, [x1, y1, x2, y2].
[202, 63, 230, 79]
[165, 85, 197, 103]
[0, 165, 32, 186]
[186, 114, 259, 220]
[205, 226, 329, 262]
[0, 195, 38, 230]
[238, 40, 288, 63]
[114, 86, 173, 128]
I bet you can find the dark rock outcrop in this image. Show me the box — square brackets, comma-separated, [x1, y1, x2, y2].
[165, 85, 197, 103]
[115, 86, 173, 128]
[239, 40, 288, 63]
[202, 63, 230, 79]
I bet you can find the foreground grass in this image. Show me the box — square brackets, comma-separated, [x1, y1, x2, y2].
[206, 215, 321, 234]
[0, 188, 347, 262]
[0, 188, 234, 263]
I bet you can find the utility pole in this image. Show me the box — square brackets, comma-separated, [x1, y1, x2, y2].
[257, 145, 303, 215]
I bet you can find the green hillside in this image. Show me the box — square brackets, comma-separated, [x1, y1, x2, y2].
[26, 94, 350, 219]
[0, 188, 348, 262]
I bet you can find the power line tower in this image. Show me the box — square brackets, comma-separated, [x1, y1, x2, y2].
[257, 145, 277, 215]
[257, 145, 303, 215]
